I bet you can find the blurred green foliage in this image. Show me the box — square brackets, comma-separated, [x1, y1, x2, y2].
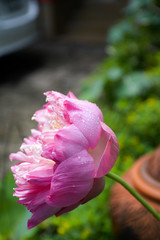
[1, 0, 160, 239]
[81, 0, 160, 103]
[0, 174, 36, 240]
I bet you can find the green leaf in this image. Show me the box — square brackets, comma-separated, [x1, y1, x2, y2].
[107, 21, 134, 43]
[80, 78, 105, 101]
[116, 72, 152, 98]
[107, 67, 123, 82]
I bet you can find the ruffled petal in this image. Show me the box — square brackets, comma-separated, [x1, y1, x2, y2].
[46, 150, 94, 207]
[32, 108, 47, 124]
[9, 152, 34, 163]
[90, 122, 119, 178]
[17, 186, 49, 206]
[44, 91, 66, 103]
[27, 167, 53, 186]
[67, 91, 77, 99]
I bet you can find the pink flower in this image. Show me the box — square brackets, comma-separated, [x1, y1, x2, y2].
[9, 91, 119, 229]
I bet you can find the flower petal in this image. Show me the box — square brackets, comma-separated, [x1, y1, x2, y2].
[67, 91, 77, 99]
[64, 99, 103, 148]
[81, 177, 105, 204]
[27, 203, 61, 229]
[55, 202, 80, 217]
[53, 124, 89, 161]
[46, 150, 94, 207]
[90, 122, 119, 178]
[9, 152, 34, 163]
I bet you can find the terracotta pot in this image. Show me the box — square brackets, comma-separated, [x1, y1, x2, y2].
[110, 146, 160, 240]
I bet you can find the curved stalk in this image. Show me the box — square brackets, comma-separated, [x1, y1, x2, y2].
[106, 172, 160, 221]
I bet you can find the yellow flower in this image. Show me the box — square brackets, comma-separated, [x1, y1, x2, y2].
[81, 228, 91, 239]
[57, 221, 70, 235]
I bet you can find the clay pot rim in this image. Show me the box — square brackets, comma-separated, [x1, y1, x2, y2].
[141, 161, 160, 188]
[131, 153, 160, 201]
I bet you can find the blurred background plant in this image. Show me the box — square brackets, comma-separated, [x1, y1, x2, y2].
[81, 0, 160, 102]
[1, 0, 160, 239]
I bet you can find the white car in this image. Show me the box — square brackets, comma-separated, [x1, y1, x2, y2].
[0, 0, 39, 56]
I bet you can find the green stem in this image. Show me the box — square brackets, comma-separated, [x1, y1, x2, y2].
[106, 172, 160, 222]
